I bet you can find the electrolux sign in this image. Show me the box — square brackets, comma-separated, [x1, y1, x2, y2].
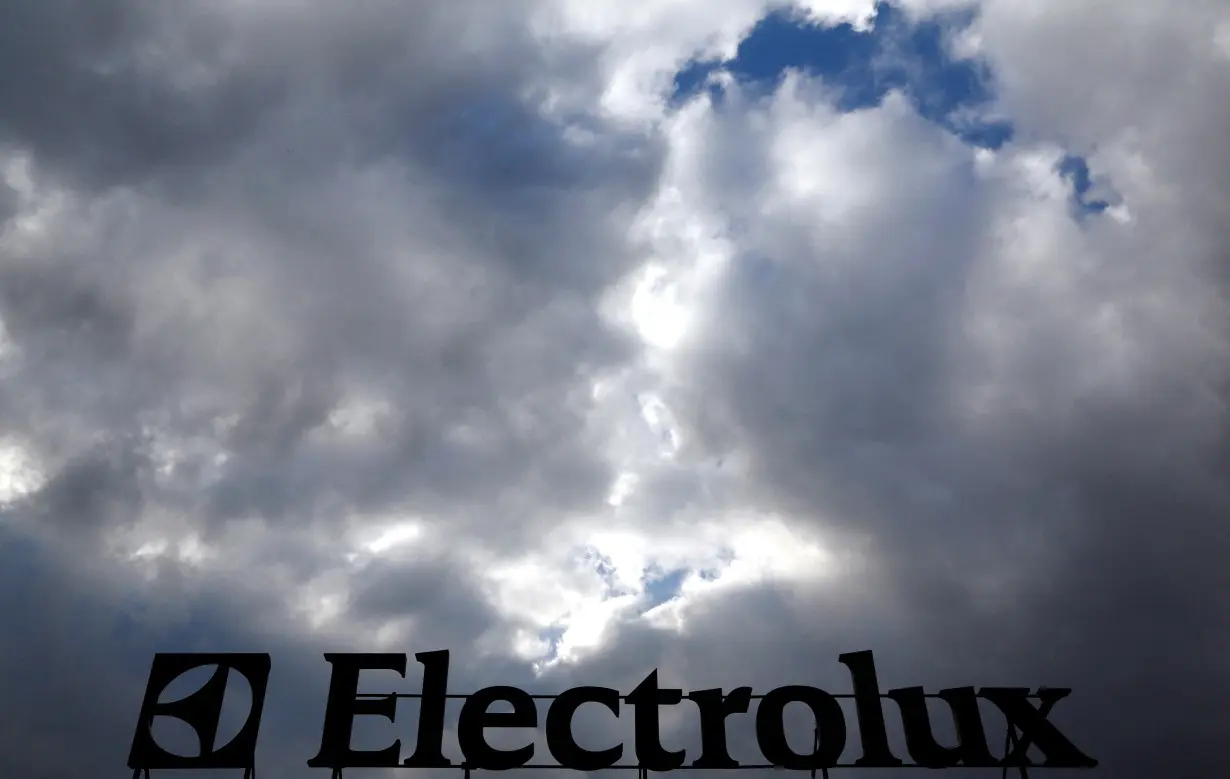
[127, 649, 1097, 778]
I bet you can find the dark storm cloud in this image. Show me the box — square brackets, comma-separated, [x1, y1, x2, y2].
[0, 0, 662, 547]
[0, 1, 660, 772]
[0, 180, 18, 224]
[0, 529, 408, 779]
[344, 553, 505, 654]
[0, 0, 277, 192]
[21, 437, 150, 537]
[0, 261, 135, 359]
[0, 0, 627, 198]
[989, 397, 1230, 777]
[646, 70, 1230, 778]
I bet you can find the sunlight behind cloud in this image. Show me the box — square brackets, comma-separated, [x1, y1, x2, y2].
[124, 530, 216, 582]
[354, 521, 424, 558]
[535, 591, 641, 671]
[325, 391, 395, 439]
[0, 439, 43, 508]
[606, 470, 639, 506]
[493, 513, 846, 668]
[630, 264, 690, 349]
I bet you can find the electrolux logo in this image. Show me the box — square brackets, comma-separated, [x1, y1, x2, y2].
[127, 649, 1097, 779]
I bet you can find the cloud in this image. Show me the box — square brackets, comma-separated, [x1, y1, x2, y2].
[1, 1, 1227, 778]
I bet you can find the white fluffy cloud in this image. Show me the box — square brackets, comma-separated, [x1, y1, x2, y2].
[1, 0, 1227, 777]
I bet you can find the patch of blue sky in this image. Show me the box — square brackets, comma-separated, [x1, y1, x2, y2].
[671, 2, 1014, 150]
[537, 624, 568, 663]
[1057, 153, 1115, 219]
[643, 567, 689, 610]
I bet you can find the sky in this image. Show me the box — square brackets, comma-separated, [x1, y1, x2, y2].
[0, 0, 1228, 777]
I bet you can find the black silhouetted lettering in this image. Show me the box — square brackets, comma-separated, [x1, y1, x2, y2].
[130, 646, 1099, 773]
[755, 686, 846, 770]
[687, 687, 752, 768]
[979, 687, 1098, 768]
[128, 653, 271, 771]
[545, 686, 623, 771]
[457, 686, 538, 769]
[308, 653, 406, 768]
[887, 686, 996, 768]
[403, 650, 455, 768]
[837, 650, 902, 767]
[626, 670, 686, 771]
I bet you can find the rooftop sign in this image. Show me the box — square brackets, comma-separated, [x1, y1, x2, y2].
[127, 649, 1097, 779]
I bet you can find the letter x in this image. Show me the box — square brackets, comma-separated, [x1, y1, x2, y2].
[978, 688, 1097, 769]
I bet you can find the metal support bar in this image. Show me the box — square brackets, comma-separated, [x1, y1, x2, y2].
[132, 768, 254, 779]
[1001, 718, 1029, 779]
[814, 725, 829, 779]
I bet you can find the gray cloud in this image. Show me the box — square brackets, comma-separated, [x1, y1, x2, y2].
[643, 21, 1230, 775]
[1, 1, 1227, 778]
